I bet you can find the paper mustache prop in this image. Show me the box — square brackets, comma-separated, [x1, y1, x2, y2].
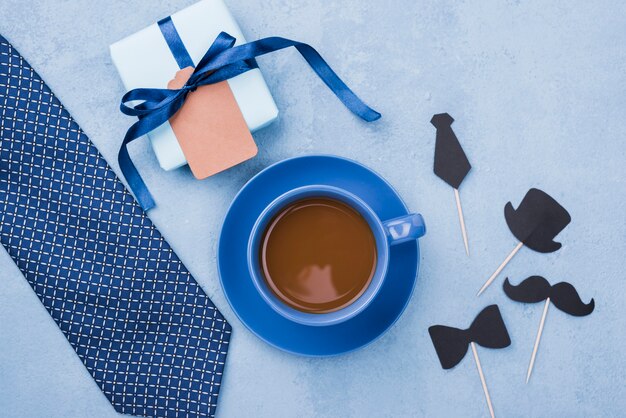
[429, 305, 510, 418]
[503, 276, 594, 383]
[477, 188, 571, 296]
[431, 113, 472, 255]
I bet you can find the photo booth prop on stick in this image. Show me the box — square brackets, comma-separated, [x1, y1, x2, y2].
[429, 305, 511, 418]
[477, 188, 571, 296]
[431, 113, 472, 255]
[503, 276, 594, 383]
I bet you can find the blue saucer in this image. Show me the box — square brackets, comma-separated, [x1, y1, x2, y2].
[218, 155, 420, 356]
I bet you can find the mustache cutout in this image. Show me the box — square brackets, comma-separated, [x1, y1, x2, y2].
[503, 276, 595, 317]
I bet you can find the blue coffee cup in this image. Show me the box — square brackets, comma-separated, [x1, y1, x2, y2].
[247, 184, 425, 326]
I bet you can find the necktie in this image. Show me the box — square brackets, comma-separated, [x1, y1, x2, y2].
[430, 113, 471, 190]
[0, 36, 231, 417]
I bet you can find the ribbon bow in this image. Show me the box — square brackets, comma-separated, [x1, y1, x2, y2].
[428, 305, 511, 369]
[119, 31, 381, 211]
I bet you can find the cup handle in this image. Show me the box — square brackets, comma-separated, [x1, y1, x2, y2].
[382, 213, 426, 246]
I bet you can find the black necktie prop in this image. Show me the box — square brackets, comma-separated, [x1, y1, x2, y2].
[477, 188, 571, 296]
[431, 113, 472, 256]
[429, 305, 511, 418]
[503, 276, 594, 383]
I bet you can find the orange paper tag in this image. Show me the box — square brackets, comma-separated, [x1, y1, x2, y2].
[167, 67, 257, 179]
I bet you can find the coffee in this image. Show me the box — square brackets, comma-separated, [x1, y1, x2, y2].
[260, 197, 377, 314]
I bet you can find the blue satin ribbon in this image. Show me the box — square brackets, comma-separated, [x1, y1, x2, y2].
[157, 17, 194, 68]
[120, 30, 381, 211]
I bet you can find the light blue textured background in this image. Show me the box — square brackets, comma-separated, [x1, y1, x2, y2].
[1, 1, 625, 417]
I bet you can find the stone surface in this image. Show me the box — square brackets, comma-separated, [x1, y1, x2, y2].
[0, 1, 625, 417]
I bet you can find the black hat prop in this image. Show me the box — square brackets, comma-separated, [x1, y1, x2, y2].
[477, 188, 571, 296]
[431, 113, 472, 255]
[503, 276, 594, 382]
[504, 188, 571, 253]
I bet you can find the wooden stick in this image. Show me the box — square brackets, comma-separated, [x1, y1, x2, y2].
[454, 188, 469, 256]
[477, 242, 524, 296]
[526, 297, 550, 384]
[471, 342, 495, 418]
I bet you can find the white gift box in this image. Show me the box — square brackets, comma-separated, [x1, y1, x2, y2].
[110, 0, 279, 171]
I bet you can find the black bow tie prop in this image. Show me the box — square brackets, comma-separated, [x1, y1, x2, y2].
[477, 188, 571, 296]
[431, 113, 472, 256]
[429, 305, 510, 418]
[503, 276, 594, 383]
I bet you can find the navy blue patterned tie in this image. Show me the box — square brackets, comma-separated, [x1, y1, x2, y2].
[0, 36, 230, 417]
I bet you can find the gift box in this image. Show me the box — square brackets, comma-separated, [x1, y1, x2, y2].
[110, 0, 278, 177]
[111, 0, 380, 211]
